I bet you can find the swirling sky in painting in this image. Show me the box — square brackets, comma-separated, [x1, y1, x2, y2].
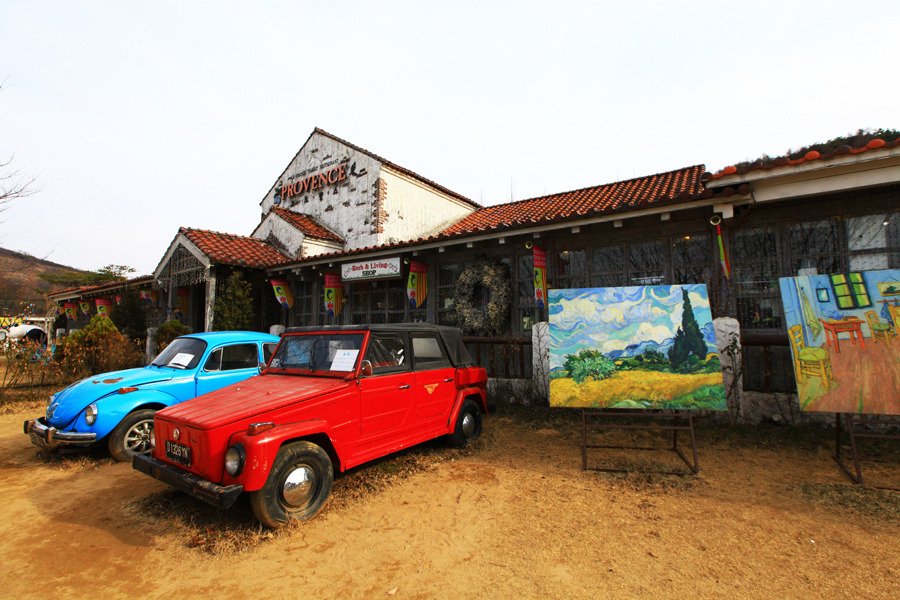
[548, 284, 715, 370]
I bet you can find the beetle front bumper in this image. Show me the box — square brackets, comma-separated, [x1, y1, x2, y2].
[24, 417, 97, 446]
[132, 453, 244, 510]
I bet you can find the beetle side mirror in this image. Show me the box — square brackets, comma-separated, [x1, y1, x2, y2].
[359, 360, 373, 377]
[258, 361, 267, 372]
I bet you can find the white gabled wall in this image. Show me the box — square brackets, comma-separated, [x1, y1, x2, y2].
[253, 215, 305, 259]
[377, 167, 477, 244]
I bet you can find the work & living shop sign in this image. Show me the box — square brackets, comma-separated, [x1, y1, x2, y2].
[342, 257, 401, 281]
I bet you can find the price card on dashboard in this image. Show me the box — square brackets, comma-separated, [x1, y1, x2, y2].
[330, 349, 359, 371]
[168, 353, 194, 368]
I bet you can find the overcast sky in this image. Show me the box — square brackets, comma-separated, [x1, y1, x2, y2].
[2, 1, 898, 275]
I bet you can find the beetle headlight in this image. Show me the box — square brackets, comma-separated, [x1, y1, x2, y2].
[84, 403, 98, 426]
[224, 444, 245, 477]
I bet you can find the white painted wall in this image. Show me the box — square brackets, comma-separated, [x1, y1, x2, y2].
[253, 214, 305, 259]
[379, 167, 477, 245]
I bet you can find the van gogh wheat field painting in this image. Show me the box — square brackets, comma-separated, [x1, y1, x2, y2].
[549, 285, 726, 410]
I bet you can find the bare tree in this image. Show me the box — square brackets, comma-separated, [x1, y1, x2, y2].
[1, 153, 37, 214]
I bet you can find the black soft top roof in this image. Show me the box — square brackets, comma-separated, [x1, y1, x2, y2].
[283, 323, 475, 367]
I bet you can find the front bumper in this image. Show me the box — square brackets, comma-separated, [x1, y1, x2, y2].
[23, 417, 97, 447]
[132, 453, 243, 510]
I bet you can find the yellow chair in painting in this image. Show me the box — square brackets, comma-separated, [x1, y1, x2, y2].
[887, 304, 900, 338]
[865, 310, 893, 343]
[788, 325, 833, 388]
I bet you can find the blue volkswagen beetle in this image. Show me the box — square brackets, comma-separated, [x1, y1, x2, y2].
[24, 331, 280, 461]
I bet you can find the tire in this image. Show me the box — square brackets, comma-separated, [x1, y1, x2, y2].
[108, 408, 156, 462]
[250, 441, 334, 529]
[450, 399, 482, 449]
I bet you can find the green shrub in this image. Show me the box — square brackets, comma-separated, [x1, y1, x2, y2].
[155, 320, 192, 351]
[54, 315, 143, 380]
[564, 349, 616, 384]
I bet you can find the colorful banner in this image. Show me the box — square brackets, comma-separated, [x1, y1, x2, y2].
[533, 245, 548, 310]
[96, 298, 113, 318]
[177, 288, 190, 318]
[79, 301, 91, 316]
[716, 221, 731, 278]
[407, 261, 427, 308]
[64, 303, 77, 321]
[140, 290, 153, 303]
[271, 279, 294, 309]
[324, 273, 343, 318]
[115, 295, 122, 305]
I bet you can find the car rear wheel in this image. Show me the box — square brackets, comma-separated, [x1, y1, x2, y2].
[108, 408, 156, 462]
[450, 399, 482, 449]
[250, 441, 334, 529]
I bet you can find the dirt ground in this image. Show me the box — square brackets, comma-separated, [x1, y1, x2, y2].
[1, 396, 899, 600]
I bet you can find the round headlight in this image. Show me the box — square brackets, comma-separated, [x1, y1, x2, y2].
[224, 444, 245, 477]
[85, 403, 98, 426]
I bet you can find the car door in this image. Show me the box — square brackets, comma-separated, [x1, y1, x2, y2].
[194, 342, 263, 397]
[411, 332, 456, 423]
[358, 333, 413, 437]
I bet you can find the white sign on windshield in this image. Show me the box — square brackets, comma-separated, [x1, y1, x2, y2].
[169, 353, 194, 368]
[330, 349, 359, 371]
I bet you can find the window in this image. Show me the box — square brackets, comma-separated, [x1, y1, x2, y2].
[732, 226, 781, 329]
[412, 334, 450, 369]
[847, 212, 900, 271]
[591, 244, 625, 288]
[627, 239, 665, 285]
[363, 334, 409, 373]
[204, 344, 259, 372]
[555, 250, 587, 289]
[438, 264, 460, 326]
[263, 343, 277, 364]
[290, 281, 314, 327]
[788, 219, 842, 275]
[830, 273, 872, 309]
[672, 234, 712, 285]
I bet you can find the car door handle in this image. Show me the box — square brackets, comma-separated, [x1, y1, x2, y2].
[443, 378, 453, 382]
[398, 385, 411, 390]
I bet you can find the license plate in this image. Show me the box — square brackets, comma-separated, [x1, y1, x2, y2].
[165, 440, 191, 466]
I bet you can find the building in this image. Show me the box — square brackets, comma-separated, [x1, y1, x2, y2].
[51, 130, 900, 404]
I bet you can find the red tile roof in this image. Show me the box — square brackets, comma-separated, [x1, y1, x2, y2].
[441, 165, 706, 236]
[181, 227, 290, 268]
[270, 208, 343, 242]
[703, 137, 900, 181]
[49, 276, 154, 299]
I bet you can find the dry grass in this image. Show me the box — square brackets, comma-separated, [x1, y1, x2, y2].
[793, 483, 900, 523]
[131, 427, 497, 556]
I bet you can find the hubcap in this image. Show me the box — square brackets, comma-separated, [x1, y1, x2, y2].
[282, 464, 317, 507]
[461, 412, 475, 437]
[124, 420, 154, 454]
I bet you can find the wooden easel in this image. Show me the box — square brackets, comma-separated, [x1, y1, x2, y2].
[833, 413, 900, 490]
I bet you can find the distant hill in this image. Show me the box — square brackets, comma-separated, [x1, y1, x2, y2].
[0, 248, 84, 316]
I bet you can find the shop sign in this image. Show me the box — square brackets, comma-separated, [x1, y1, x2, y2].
[342, 257, 401, 281]
[279, 163, 348, 202]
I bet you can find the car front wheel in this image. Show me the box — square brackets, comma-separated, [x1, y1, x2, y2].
[108, 408, 156, 462]
[250, 441, 334, 529]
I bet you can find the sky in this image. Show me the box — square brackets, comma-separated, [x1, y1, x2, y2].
[2, 1, 898, 276]
[548, 285, 714, 368]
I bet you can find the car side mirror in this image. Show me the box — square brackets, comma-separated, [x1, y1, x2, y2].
[359, 360, 373, 377]
[258, 361, 267, 372]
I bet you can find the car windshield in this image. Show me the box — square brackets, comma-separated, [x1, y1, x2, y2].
[151, 337, 208, 370]
[268, 333, 364, 375]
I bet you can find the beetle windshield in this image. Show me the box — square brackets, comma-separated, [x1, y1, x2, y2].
[151, 337, 208, 370]
[268, 333, 365, 375]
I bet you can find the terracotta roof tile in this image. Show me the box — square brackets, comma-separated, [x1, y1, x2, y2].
[270, 208, 343, 242]
[181, 228, 290, 268]
[703, 137, 900, 181]
[440, 165, 706, 236]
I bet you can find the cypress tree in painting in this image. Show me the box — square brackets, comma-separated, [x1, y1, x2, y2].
[668, 287, 707, 373]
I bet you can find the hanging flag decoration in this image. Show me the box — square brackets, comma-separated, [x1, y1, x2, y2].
[140, 290, 153, 303]
[55, 305, 63, 316]
[96, 298, 113, 318]
[271, 279, 294, 309]
[533, 245, 548, 310]
[177, 288, 190, 318]
[115, 295, 122, 305]
[79, 301, 91, 316]
[407, 261, 428, 308]
[713, 217, 731, 279]
[324, 274, 343, 317]
[64, 303, 77, 321]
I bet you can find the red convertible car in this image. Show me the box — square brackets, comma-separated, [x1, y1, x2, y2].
[133, 324, 488, 528]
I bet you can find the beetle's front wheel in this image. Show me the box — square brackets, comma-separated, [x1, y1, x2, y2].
[250, 441, 334, 529]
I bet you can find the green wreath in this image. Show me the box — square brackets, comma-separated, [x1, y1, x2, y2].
[451, 259, 511, 336]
